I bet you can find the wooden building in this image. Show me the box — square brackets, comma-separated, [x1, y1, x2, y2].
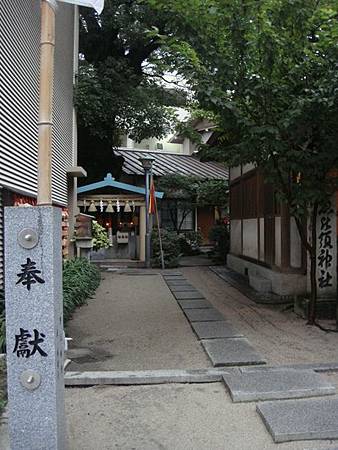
[228, 164, 337, 300]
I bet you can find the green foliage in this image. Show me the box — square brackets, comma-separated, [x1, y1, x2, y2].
[63, 258, 101, 323]
[92, 221, 110, 251]
[76, 0, 187, 150]
[151, 229, 181, 267]
[0, 358, 6, 416]
[148, 0, 338, 322]
[178, 231, 203, 255]
[197, 179, 228, 208]
[158, 174, 228, 232]
[209, 224, 230, 263]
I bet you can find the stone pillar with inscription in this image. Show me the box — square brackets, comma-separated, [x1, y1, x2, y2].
[316, 197, 337, 300]
[5, 206, 65, 450]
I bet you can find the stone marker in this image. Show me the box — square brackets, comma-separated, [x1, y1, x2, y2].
[223, 368, 335, 402]
[173, 291, 205, 300]
[169, 285, 196, 292]
[257, 397, 338, 442]
[5, 207, 65, 450]
[201, 338, 266, 367]
[184, 308, 224, 322]
[191, 321, 243, 339]
[314, 198, 337, 300]
[177, 300, 212, 310]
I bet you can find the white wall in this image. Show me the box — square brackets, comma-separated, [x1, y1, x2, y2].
[242, 163, 255, 174]
[290, 218, 302, 268]
[230, 166, 241, 181]
[259, 218, 264, 261]
[230, 219, 242, 254]
[275, 217, 282, 267]
[242, 219, 258, 259]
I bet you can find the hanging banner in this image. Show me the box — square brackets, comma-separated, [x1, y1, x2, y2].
[56, 0, 104, 14]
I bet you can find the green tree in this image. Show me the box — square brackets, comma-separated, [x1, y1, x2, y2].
[157, 174, 201, 233]
[76, 0, 188, 182]
[158, 174, 228, 233]
[148, 0, 338, 324]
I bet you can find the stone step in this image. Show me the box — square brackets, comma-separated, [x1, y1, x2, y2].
[191, 321, 243, 339]
[257, 397, 338, 443]
[201, 338, 266, 367]
[223, 368, 335, 402]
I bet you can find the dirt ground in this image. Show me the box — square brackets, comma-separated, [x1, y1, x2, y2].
[182, 266, 338, 366]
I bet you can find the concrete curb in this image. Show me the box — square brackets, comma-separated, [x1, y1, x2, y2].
[64, 368, 237, 386]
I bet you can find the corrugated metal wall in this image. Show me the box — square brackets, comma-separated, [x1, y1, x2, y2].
[0, 189, 3, 290]
[0, 0, 75, 205]
[0, 1, 76, 290]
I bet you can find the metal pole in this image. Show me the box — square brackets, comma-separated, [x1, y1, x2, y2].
[38, 0, 56, 205]
[145, 169, 150, 268]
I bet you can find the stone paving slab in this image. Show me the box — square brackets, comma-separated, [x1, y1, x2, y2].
[162, 274, 184, 279]
[223, 368, 335, 402]
[184, 308, 224, 322]
[191, 321, 244, 339]
[169, 285, 197, 292]
[173, 291, 205, 300]
[178, 300, 212, 310]
[201, 338, 266, 367]
[257, 397, 338, 442]
[166, 279, 192, 286]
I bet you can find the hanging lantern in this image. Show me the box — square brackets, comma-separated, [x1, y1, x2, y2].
[124, 201, 132, 213]
[106, 200, 114, 213]
[88, 200, 97, 212]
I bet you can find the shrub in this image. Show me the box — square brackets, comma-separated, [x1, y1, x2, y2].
[63, 258, 101, 323]
[92, 220, 110, 251]
[178, 231, 203, 255]
[209, 224, 230, 263]
[151, 229, 181, 268]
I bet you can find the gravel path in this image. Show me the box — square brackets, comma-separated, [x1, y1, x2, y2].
[66, 271, 210, 371]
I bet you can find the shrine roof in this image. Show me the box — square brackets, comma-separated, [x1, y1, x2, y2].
[115, 149, 228, 180]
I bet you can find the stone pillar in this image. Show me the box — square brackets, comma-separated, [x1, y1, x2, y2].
[139, 205, 146, 262]
[315, 196, 337, 299]
[5, 206, 65, 450]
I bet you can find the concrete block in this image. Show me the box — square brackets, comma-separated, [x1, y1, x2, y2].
[191, 321, 243, 339]
[223, 369, 335, 402]
[173, 291, 205, 300]
[201, 338, 266, 367]
[184, 309, 224, 322]
[257, 397, 338, 442]
[177, 300, 212, 310]
[65, 368, 238, 386]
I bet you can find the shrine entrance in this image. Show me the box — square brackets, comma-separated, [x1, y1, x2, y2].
[77, 174, 163, 262]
